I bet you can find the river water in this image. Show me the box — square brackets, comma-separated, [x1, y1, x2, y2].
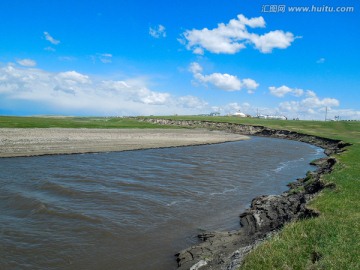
[0, 137, 325, 270]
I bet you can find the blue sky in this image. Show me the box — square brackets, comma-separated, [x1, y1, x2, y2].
[0, 0, 359, 119]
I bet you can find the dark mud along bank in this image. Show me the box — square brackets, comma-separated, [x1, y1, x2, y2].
[140, 118, 351, 270]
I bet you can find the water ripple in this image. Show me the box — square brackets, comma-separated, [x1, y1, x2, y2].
[0, 137, 325, 270]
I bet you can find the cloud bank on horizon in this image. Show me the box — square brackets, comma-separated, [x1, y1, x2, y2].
[0, 64, 207, 116]
[0, 2, 359, 120]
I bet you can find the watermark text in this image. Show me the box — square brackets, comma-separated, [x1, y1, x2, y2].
[261, 5, 355, 13]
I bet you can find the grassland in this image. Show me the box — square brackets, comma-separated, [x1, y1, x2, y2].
[150, 115, 360, 269]
[0, 116, 173, 129]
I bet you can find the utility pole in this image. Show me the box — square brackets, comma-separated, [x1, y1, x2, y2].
[325, 106, 328, 121]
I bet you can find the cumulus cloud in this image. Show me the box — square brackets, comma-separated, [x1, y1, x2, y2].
[16, 59, 37, 67]
[278, 101, 303, 112]
[0, 64, 208, 115]
[266, 84, 345, 120]
[177, 95, 208, 109]
[149, 24, 166, 38]
[250, 30, 296, 53]
[181, 14, 296, 54]
[189, 62, 259, 92]
[43, 31, 60, 45]
[276, 89, 340, 119]
[242, 79, 259, 94]
[221, 102, 252, 114]
[278, 101, 341, 120]
[301, 95, 339, 108]
[269, 85, 304, 97]
[101, 80, 171, 105]
[56, 71, 91, 84]
[189, 62, 203, 74]
[195, 72, 242, 91]
[277, 88, 339, 109]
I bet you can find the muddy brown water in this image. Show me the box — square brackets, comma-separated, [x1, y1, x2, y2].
[0, 137, 325, 270]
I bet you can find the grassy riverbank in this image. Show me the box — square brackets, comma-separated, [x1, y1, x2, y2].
[151, 116, 359, 269]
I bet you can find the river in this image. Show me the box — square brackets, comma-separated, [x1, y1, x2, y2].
[0, 136, 325, 270]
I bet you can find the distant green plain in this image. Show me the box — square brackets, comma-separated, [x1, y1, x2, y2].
[0, 116, 172, 129]
[1, 115, 359, 269]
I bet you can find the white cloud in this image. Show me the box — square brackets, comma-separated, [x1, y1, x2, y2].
[242, 78, 259, 94]
[278, 101, 302, 112]
[0, 64, 209, 116]
[16, 59, 37, 67]
[305, 90, 317, 97]
[267, 85, 346, 120]
[326, 108, 360, 120]
[99, 53, 112, 63]
[74, 75, 170, 106]
[237, 14, 266, 28]
[250, 30, 296, 53]
[216, 102, 256, 116]
[189, 62, 259, 92]
[181, 14, 295, 54]
[58, 56, 76, 62]
[195, 72, 242, 91]
[188, 82, 354, 120]
[276, 89, 341, 119]
[149, 24, 166, 38]
[269, 85, 304, 97]
[283, 89, 340, 109]
[277, 89, 339, 109]
[301, 96, 339, 108]
[56, 71, 91, 84]
[43, 31, 60, 45]
[177, 95, 208, 109]
[193, 47, 205, 55]
[316, 58, 325, 64]
[189, 62, 203, 74]
[223, 102, 242, 113]
[292, 88, 304, 97]
[44, 46, 56, 52]
[91, 53, 113, 64]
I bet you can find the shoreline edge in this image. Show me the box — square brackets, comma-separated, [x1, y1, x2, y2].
[141, 118, 350, 270]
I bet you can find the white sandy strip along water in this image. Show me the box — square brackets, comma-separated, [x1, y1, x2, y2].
[0, 128, 249, 158]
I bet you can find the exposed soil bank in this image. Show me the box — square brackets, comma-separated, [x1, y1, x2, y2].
[0, 128, 248, 158]
[141, 119, 350, 270]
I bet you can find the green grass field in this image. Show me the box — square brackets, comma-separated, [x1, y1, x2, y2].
[0, 116, 172, 129]
[1, 115, 359, 269]
[150, 115, 360, 269]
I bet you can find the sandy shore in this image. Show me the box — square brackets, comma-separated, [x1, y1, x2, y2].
[0, 128, 249, 158]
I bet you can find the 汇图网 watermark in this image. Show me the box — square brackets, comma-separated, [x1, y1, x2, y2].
[261, 5, 355, 13]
